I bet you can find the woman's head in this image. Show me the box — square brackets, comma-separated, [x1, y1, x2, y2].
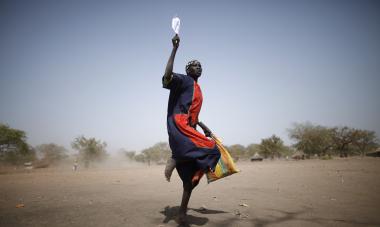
[186, 60, 202, 79]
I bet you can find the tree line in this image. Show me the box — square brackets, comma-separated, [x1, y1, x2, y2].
[121, 122, 379, 163]
[0, 123, 107, 167]
[288, 122, 379, 158]
[1, 122, 378, 167]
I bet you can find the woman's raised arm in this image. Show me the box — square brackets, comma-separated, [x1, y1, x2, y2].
[163, 34, 180, 81]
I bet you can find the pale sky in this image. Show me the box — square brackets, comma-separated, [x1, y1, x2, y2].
[1, 0, 379, 153]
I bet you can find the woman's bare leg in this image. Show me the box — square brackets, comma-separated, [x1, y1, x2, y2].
[178, 178, 202, 223]
[178, 182, 192, 222]
[164, 158, 176, 182]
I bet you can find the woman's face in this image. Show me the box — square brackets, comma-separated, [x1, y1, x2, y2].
[188, 62, 202, 78]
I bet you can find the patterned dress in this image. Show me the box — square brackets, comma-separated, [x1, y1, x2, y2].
[163, 73, 221, 183]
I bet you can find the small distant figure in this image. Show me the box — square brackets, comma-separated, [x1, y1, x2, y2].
[72, 159, 78, 171]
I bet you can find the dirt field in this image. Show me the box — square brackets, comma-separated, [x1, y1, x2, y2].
[1, 157, 380, 227]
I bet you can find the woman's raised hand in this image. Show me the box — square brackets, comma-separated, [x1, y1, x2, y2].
[172, 34, 180, 48]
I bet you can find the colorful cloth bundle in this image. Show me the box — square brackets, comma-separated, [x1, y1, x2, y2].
[206, 135, 240, 183]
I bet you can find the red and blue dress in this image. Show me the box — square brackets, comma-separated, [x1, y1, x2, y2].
[163, 73, 221, 183]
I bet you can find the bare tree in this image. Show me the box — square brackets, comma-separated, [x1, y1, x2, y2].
[351, 129, 378, 156]
[35, 143, 68, 164]
[332, 127, 355, 157]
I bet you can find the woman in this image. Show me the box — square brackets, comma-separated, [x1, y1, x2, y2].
[162, 34, 221, 222]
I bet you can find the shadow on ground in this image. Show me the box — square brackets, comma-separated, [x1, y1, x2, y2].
[160, 206, 227, 227]
[190, 207, 228, 215]
[159, 206, 380, 227]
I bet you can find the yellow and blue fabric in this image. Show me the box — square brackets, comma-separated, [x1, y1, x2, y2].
[206, 135, 240, 183]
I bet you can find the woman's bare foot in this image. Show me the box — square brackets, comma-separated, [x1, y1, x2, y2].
[164, 158, 176, 182]
[178, 211, 187, 224]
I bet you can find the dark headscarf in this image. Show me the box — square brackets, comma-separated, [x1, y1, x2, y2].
[185, 60, 201, 75]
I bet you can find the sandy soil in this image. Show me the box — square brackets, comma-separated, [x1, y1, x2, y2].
[1, 157, 380, 227]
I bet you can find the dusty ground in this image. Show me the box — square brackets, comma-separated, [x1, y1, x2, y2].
[1, 157, 380, 227]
